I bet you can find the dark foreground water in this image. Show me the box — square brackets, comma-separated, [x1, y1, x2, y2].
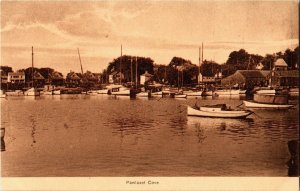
[1, 95, 299, 176]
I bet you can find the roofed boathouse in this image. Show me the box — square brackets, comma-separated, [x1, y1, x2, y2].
[221, 70, 269, 89]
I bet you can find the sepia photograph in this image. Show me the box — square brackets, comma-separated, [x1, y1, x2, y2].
[0, 0, 299, 190]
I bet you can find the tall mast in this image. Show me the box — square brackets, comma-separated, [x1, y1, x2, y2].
[130, 56, 133, 85]
[201, 42, 204, 83]
[247, 55, 251, 70]
[32, 46, 34, 87]
[135, 56, 138, 87]
[198, 46, 202, 84]
[77, 48, 84, 75]
[120, 44, 122, 84]
[201, 43, 204, 63]
[164, 66, 167, 84]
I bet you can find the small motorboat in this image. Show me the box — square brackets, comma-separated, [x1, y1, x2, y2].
[214, 89, 240, 96]
[243, 100, 294, 109]
[53, 89, 61, 95]
[97, 89, 109, 94]
[202, 90, 213, 96]
[42, 90, 53, 95]
[187, 104, 253, 118]
[184, 90, 203, 97]
[175, 94, 187, 98]
[136, 91, 150, 97]
[5, 90, 24, 96]
[243, 94, 294, 109]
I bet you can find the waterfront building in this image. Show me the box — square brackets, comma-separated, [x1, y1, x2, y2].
[268, 70, 299, 87]
[1, 71, 8, 85]
[273, 58, 288, 71]
[221, 70, 268, 89]
[7, 72, 26, 83]
[66, 72, 81, 87]
[32, 71, 45, 88]
[109, 71, 124, 84]
[49, 71, 64, 86]
[140, 71, 153, 85]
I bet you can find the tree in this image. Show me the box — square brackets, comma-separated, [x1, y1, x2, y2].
[107, 55, 154, 83]
[261, 54, 275, 70]
[39, 67, 55, 79]
[0, 66, 13, 75]
[23, 67, 39, 83]
[200, 60, 221, 76]
[223, 49, 264, 76]
[283, 47, 298, 69]
[168, 56, 199, 87]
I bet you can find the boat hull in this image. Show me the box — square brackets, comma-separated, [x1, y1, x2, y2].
[136, 92, 150, 97]
[53, 90, 61, 95]
[5, 90, 24, 96]
[243, 100, 294, 109]
[202, 91, 213, 96]
[24, 88, 40, 96]
[97, 89, 109, 94]
[253, 94, 288, 104]
[214, 90, 240, 95]
[175, 94, 187, 98]
[187, 106, 252, 118]
[184, 91, 203, 96]
[256, 89, 276, 95]
[111, 90, 130, 96]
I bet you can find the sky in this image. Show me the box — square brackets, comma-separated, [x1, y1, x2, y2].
[1, 0, 299, 75]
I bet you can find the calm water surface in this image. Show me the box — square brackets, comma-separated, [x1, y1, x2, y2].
[1, 95, 299, 176]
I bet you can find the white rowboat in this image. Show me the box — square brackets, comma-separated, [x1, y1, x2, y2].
[187, 106, 252, 118]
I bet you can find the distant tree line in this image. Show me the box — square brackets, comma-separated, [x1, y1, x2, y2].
[1, 46, 298, 89]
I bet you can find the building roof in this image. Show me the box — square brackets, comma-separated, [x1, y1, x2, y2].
[274, 58, 288, 67]
[8, 72, 25, 76]
[274, 70, 299, 78]
[260, 70, 271, 77]
[237, 70, 266, 78]
[67, 72, 81, 80]
[50, 71, 64, 80]
[33, 71, 45, 80]
[141, 71, 153, 77]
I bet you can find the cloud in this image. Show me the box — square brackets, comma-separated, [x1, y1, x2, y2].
[56, 11, 112, 38]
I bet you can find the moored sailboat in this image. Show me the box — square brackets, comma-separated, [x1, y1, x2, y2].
[25, 47, 40, 96]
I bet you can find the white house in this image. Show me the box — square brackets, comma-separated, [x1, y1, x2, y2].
[8, 72, 25, 83]
[140, 71, 153, 85]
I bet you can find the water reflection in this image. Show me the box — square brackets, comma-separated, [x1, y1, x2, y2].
[1, 95, 299, 176]
[1, 128, 5, 151]
[29, 115, 37, 146]
[187, 117, 254, 142]
[286, 140, 299, 176]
